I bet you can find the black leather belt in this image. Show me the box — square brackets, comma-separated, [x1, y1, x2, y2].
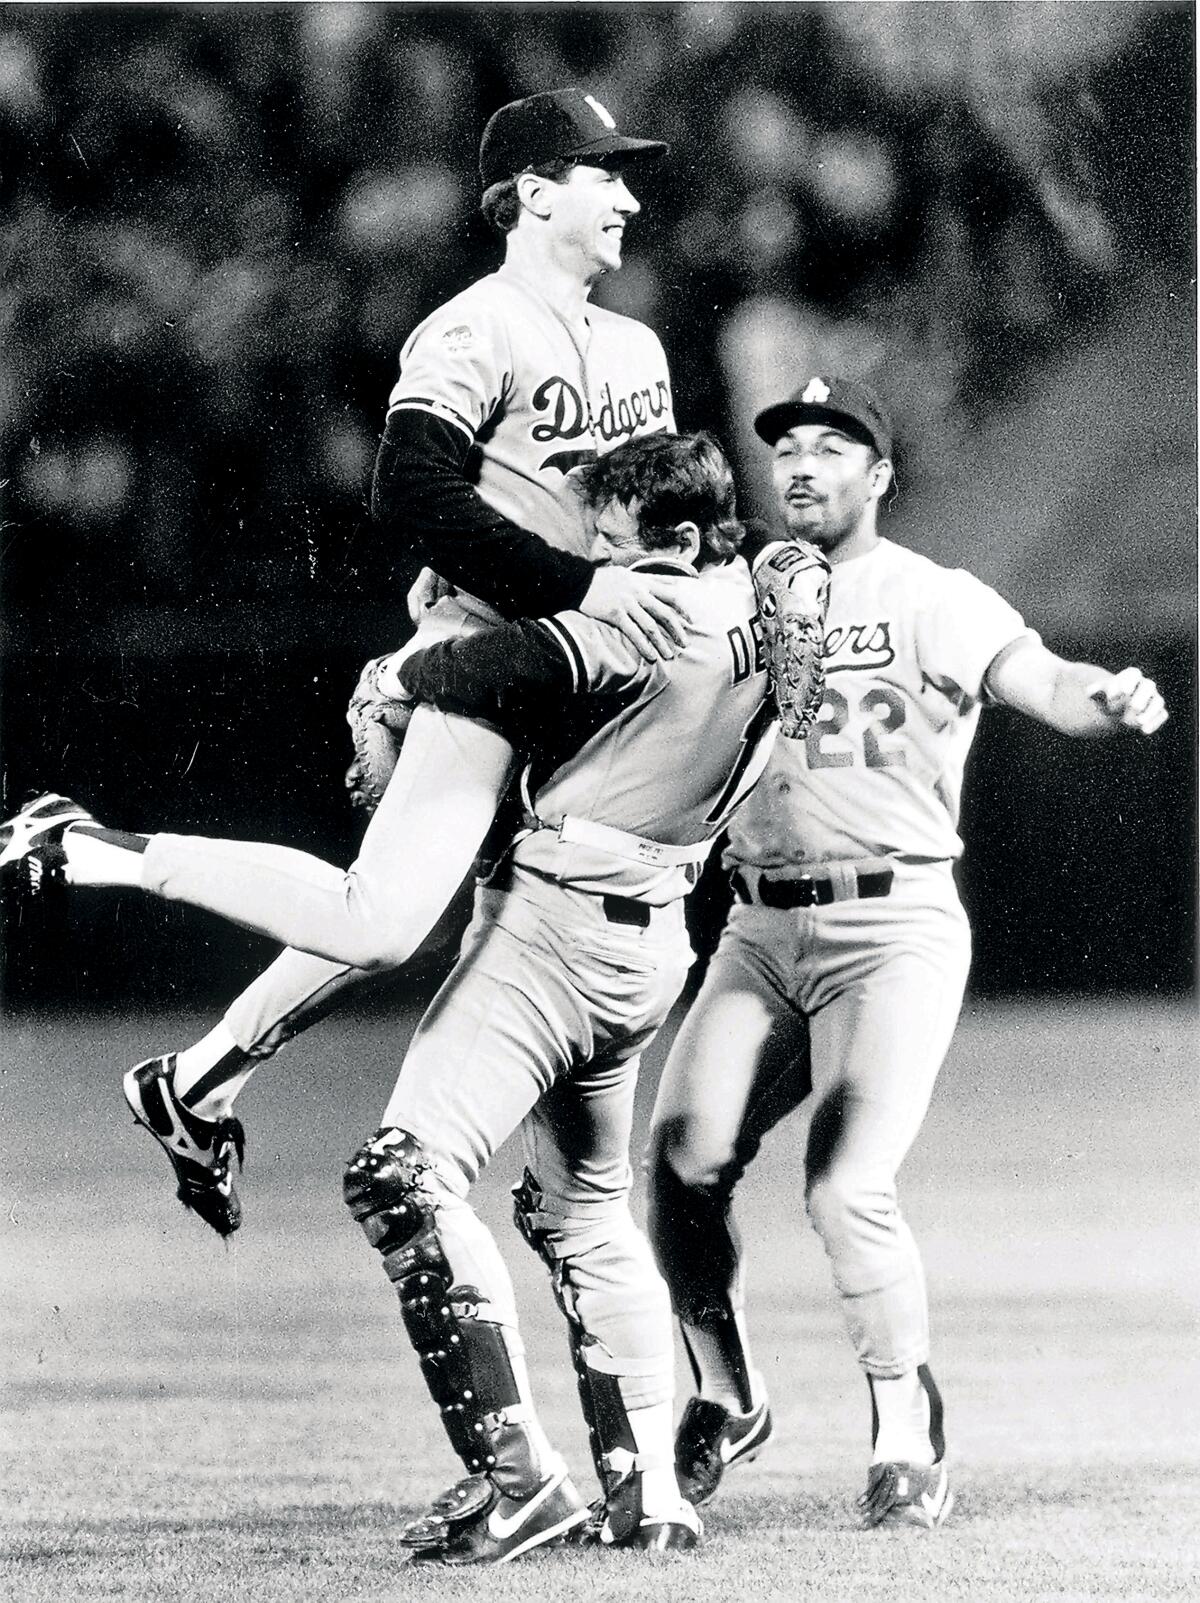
[486, 862, 653, 928]
[601, 894, 652, 928]
[731, 867, 893, 909]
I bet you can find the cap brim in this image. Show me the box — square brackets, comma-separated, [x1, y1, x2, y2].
[567, 133, 670, 166]
[754, 401, 887, 455]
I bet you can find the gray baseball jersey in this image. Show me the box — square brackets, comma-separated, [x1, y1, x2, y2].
[726, 536, 1034, 869]
[651, 536, 1033, 1382]
[389, 260, 674, 630]
[399, 555, 776, 902]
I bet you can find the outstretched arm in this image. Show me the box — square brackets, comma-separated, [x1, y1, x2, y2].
[985, 637, 1168, 736]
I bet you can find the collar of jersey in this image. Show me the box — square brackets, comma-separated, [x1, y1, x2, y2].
[495, 260, 593, 329]
[629, 557, 697, 577]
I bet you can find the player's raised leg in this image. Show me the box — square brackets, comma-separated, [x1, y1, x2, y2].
[120, 948, 366, 1236]
[647, 912, 810, 1504]
[19, 706, 516, 971]
[0, 718, 512, 1237]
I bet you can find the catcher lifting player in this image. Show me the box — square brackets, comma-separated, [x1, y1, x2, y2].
[2, 430, 830, 1565]
[1, 85, 695, 1230]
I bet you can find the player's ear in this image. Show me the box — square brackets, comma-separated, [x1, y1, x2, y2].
[672, 522, 701, 563]
[868, 457, 893, 502]
[515, 171, 555, 221]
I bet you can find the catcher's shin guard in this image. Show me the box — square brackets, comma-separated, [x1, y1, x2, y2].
[513, 1169, 638, 1495]
[645, 1145, 754, 1410]
[344, 1129, 538, 1491]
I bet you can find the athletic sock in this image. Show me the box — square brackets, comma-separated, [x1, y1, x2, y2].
[61, 825, 148, 888]
[679, 1313, 760, 1414]
[869, 1369, 937, 1466]
[626, 1400, 688, 1517]
[171, 1024, 255, 1121]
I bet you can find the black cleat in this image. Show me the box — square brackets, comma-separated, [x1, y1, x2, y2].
[400, 1466, 588, 1565]
[858, 1458, 954, 1529]
[674, 1395, 773, 1505]
[0, 793, 95, 874]
[123, 1055, 245, 1237]
[592, 1472, 702, 1550]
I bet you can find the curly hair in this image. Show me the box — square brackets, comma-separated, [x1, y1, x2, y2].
[574, 431, 745, 566]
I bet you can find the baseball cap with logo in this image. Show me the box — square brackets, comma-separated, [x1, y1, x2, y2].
[754, 376, 893, 459]
[479, 86, 669, 189]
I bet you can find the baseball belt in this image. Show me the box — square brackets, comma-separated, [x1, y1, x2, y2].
[485, 860, 657, 930]
[731, 864, 894, 909]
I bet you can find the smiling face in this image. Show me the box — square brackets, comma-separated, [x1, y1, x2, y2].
[545, 162, 641, 276]
[770, 423, 891, 558]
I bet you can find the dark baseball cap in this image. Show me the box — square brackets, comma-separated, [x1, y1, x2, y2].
[754, 375, 893, 459]
[479, 86, 668, 189]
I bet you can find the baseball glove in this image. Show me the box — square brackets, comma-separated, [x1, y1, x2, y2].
[345, 654, 413, 813]
[753, 540, 830, 739]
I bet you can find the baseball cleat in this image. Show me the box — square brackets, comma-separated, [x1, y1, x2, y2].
[858, 1458, 954, 1529]
[674, 1394, 773, 1505]
[592, 1473, 702, 1551]
[400, 1465, 588, 1565]
[0, 792, 95, 871]
[123, 1055, 245, 1238]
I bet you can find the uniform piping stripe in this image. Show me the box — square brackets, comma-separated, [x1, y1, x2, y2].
[538, 616, 587, 693]
[386, 399, 475, 442]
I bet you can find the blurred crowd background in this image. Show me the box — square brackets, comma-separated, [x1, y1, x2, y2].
[1, 2, 1194, 1005]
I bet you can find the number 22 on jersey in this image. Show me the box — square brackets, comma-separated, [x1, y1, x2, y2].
[807, 684, 909, 769]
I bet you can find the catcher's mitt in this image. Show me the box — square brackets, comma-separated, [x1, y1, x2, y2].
[753, 540, 830, 739]
[345, 654, 413, 813]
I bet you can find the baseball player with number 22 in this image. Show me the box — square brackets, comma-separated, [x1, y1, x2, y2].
[646, 374, 1168, 1532]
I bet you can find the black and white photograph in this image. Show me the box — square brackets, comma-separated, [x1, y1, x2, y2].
[1, 3, 1195, 1599]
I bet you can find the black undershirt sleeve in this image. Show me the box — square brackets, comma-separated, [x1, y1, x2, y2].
[396, 619, 575, 737]
[371, 409, 594, 618]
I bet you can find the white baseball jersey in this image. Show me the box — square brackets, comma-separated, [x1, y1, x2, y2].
[399, 557, 776, 903]
[726, 537, 1035, 869]
[388, 261, 674, 562]
[515, 559, 774, 901]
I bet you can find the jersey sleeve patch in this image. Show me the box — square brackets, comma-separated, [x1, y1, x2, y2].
[387, 295, 511, 440]
[440, 323, 477, 352]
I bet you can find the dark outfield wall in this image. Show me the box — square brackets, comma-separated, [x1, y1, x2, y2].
[1, 623, 1193, 1009]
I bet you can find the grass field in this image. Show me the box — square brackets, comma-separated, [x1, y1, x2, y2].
[2, 995, 1197, 1602]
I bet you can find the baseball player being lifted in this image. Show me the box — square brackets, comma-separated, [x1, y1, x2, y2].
[5, 431, 830, 1564]
[645, 376, 1168, 1531]
[0, 88, 693, 1236]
